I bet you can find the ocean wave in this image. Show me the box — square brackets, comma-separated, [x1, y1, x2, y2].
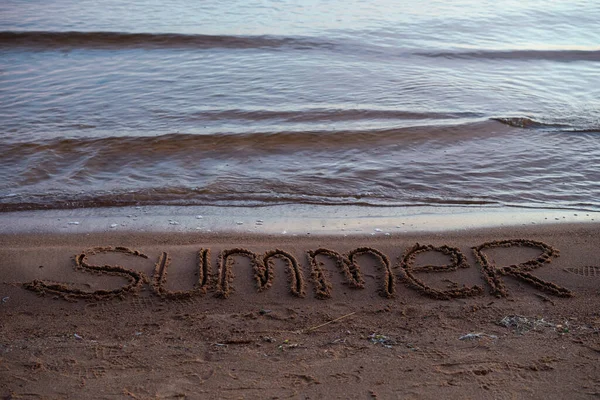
[3, 118, 597, 160]
[3, 188, 599, 213]
[154, 109, 481, 123]
[492, 117, 599, 131]
[1, 116, 599, 213]
[0, 31, 335, 50]
[0, 188, 502, 213]
[4, 31, 599, 64]
[492, 117, 566, 129]
[417, 49, 600, 62]
[0, 120, 512, 158]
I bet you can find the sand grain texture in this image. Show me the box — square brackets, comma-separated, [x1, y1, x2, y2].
[1, 224, 599, 399]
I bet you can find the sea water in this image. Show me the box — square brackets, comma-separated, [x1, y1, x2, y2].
[1, 0, 599, 212]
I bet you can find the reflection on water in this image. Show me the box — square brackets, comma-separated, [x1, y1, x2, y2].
[0, 0, 599, 211]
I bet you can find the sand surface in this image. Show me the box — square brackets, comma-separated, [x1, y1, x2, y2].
[1, 223, 599, 399]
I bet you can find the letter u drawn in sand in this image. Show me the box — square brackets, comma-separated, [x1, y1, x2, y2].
[151, 249, 212, 299]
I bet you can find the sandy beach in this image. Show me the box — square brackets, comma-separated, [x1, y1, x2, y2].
[3, 1, 599, 398]
[1, 213, 599, 399]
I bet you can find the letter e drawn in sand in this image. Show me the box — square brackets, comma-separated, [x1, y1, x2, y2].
[24, 246, 148, 301]
[307, 248, 364, 299]
[151, 249, 212, 299]
[398, 243, 483, 300]
[346, 247, 395, 298]
[472, 239, 572, 298]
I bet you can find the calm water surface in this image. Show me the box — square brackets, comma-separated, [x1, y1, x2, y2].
[1, 1, 599, 211]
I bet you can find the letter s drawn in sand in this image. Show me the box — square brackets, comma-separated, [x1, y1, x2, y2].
[24, 246, 149, 300]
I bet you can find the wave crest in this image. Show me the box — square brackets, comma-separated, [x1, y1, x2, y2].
[0, 31, 335, 50]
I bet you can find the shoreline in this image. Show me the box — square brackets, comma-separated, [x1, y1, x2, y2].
[1, 204, 598, 235]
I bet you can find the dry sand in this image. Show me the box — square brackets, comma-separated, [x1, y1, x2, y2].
[1, 222, 599, 399]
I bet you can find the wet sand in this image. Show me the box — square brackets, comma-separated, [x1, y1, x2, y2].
[1, 220, 599, 399]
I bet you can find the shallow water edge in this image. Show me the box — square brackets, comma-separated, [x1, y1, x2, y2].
[2, 204, 598, 235]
